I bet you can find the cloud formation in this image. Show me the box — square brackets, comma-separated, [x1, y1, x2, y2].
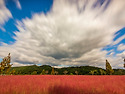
[0, 0, 125, 68]
[117, 44, 125, 51]
[0, 0, 12, 31]
[14, 0, 22, 10]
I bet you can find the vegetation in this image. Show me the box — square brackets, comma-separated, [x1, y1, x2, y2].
[31, 71, 37, 75]
[45, 70, 48, 74]
[75, 71, 78, 75]
[106, 60, 114, 75]
[0, 75, 125, 94]
[55, 71, 58, 75]
[10, 64, 125, 75]
[70, 73, 73, 75]
[0, 53, 13, 75]
[63, 70, 68, 75]
[99, 69, 106, 75]
[89, 70, 99, 75]
[0, 54, 122, 75]
[51, 67, 55, 75]
[41, 69, 45, 75]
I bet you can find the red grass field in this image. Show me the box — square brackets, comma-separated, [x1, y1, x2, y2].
[0, 75, 125, 94]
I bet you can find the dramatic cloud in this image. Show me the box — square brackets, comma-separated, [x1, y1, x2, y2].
[0, 0, 12, 31]
[14, 0, 22, 10]
[0, 0, 125, 68]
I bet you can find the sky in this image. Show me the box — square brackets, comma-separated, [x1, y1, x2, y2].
[0, 0, 125, 69]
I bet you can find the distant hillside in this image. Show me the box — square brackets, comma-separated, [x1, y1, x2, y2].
[11, 65, 125, 75]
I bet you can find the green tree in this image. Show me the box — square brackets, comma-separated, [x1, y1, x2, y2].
[70, 73, 73, 75]
[45, 70, 48, 74]
[55, 71, 58, 75]
[10, 69, 16, 75]
[118, 69, 123, 75]
[0, 53, 13, 75]
[63, 70, 68, 75]
[51, 67, 55, 75]
[89, 70, 95, 75]
[99, 69, 106, 75]
[31, 71, 37, 75]
[89, 70, 98, 75]
[75, 71, 78, 75]
[106, 60, 114, 75]
[41, 69, 45, 75]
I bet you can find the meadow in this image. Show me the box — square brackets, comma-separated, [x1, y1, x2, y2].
[0, 75, 125, 94]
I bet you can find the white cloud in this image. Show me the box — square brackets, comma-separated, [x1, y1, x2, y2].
[0, 26, 6, 32]
[14, 0, 22, 10]
[0, 0, 12, 30]
[117, 51, 125, 58]
[0, 0, 125, 68]
[117, 44, 125, 51]
[12, 62, 34, 67]
[112, 35, 125, 45]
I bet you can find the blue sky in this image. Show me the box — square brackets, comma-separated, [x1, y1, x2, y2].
[0, 0, 53, 44]
[0, 0, 125, 68]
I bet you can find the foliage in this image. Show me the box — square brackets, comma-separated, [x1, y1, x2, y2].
[113, 69, 125, 75]
[89, 70, 99, 75]
[75, 71, 78, 75]
[70, 73, 73, 75]
[106, 60, 114, 75]
[45, 70, 48, 74]
[0, 53, 13, 75]
[11, 65, 125, 75]
[99, 69, 106, 75]
[10, 69, 16, 75]
[51, 67, 55, 75]
[55, 71, 58, 75]
[31, 71, 37, 75]
[63, 70, 68, 75]
[41, 69, 45, 75]
[89, 70, 95, 75]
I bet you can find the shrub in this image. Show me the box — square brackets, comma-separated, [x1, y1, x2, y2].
[31, 71, 37, 75]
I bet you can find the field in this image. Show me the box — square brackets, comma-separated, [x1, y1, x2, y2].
[0, 75, 125, 94]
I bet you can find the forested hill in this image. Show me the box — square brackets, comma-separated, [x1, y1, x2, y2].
[11, 65, 125, 75]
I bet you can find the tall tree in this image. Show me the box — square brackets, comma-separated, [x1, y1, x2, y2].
[0, 53, 13, 75]
[51, 67, 55, 75]
[106, 60, 114, 75]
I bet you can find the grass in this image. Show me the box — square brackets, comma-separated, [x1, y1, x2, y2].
[0, 75, 125, 94]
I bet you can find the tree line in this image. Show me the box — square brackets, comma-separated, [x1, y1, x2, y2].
[0, 53, 125, 75]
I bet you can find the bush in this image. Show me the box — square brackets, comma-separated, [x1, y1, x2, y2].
[31, 71, 37, 75]
[70, 73, 73, 75]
